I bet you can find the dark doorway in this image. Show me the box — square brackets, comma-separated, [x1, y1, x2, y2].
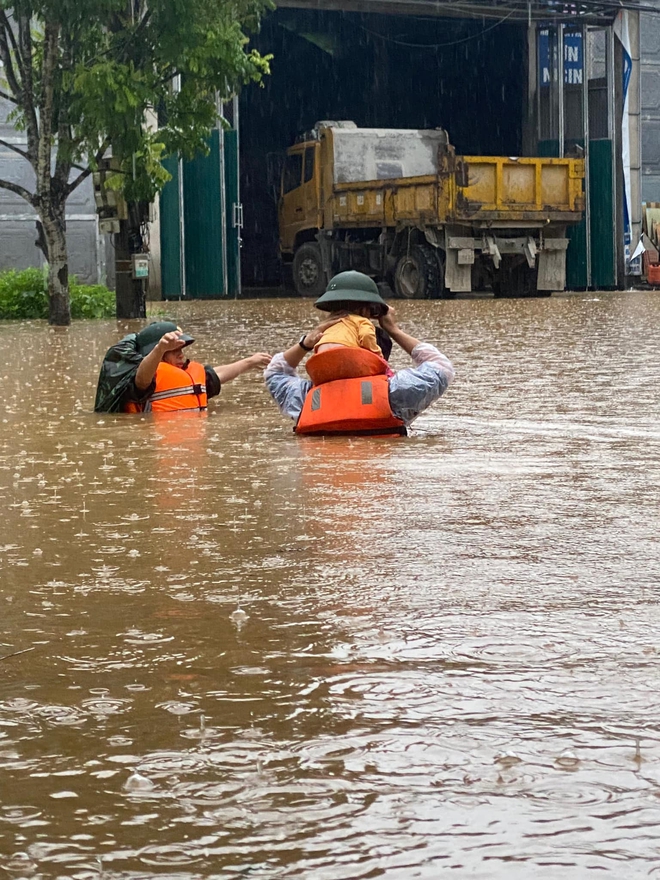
[239, 8, 527, 287]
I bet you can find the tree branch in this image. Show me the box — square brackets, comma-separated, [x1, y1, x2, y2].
[66, 138, 111, 197]
[0, 647, 34, 663]
[54, 35, 75, 190]
[0, 12, 23, 80]
[0, 11, 38, 165]
[0, 89, 17, 105]
[0, 177, 34, 205]
[0, 15, 23, 101]
[16, 11, 39, 155]
[0, 138, 29, 160]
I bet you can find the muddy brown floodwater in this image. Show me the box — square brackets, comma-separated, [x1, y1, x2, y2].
[1, 292, 660, 879]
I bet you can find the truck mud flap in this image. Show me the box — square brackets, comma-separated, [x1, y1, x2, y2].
[537, 239, 569, 290]
[445, 233, 474, 292]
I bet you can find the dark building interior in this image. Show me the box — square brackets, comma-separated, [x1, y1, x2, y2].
[239, 7, 527, 286]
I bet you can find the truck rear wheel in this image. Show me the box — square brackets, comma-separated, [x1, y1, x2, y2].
[393, 245, 439, 299]
[292, 243, 326, 298]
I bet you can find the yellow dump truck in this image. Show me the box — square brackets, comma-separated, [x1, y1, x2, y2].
[278, 121, 585, 298]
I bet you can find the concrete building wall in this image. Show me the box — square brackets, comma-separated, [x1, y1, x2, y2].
[0, 97, 113, 286]
[641, 1, 660, 201]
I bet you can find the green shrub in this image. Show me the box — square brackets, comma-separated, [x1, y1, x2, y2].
[0, 268, 115, 320]
[70, 280, 116, 318]
[0, 268, 48, 319]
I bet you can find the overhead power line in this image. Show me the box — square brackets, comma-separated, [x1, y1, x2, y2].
[358, 11, 516, 47]
[279, 0, 660, 24]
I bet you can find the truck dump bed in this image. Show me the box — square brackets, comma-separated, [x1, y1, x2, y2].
[323, 126, 584, 228]
[329, 126, 447, 183]
[455, 156, 584, 222]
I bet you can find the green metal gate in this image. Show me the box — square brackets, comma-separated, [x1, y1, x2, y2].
[160, 126, 241, 300]
[160, 155, 183, 299]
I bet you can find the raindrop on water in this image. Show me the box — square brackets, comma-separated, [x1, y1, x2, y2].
[495, 751, 522, 767]
[555, 749, 580, 769]
[124, 771, 155, 792]
[230, 607, 249, 628]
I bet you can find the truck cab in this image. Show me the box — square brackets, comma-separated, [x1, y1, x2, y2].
[279, 140, 321, 255]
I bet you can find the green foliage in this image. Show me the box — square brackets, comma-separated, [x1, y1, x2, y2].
[0, 0, 273, 204]
[69, 280, 116, 319]
[0, 268, 115, 320]
[0, 268, 49, 319]
[0, 0, 272, 322]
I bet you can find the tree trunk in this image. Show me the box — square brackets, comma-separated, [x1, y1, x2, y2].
[115, 217, 146, 319]
[42, 211, 71, 326]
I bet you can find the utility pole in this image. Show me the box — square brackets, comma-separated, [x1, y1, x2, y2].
[114, 206, 147, 319]
[113, 0, 148, 319]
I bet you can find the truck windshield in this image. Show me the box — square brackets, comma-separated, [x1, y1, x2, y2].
[283, 153, 303, 194]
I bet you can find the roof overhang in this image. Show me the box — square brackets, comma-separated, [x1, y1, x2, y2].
[275, 0, 628, 26]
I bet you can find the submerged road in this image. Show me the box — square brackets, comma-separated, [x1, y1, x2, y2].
[0, 291, 659, 878]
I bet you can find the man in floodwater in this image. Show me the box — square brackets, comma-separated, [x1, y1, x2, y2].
[264, 271, 455, 435]
[94, 321, 270, 413]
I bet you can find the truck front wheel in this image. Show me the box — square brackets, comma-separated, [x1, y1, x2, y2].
[393, 245, 439, 299]
[292, 243, 326, 298]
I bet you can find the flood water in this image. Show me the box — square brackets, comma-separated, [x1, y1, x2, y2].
[1, 291, 660, 879]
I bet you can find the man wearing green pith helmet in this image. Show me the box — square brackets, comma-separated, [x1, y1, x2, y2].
[264, 271, 455, 432]
[94, 320, 270, 414]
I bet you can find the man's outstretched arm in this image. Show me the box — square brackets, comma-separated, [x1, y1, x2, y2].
[213, 353, 271, 385]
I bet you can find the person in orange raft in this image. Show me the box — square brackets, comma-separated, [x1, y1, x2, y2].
[117, 321, 270, 413]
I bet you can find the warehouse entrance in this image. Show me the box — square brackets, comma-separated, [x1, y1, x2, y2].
[239, 7, 528, 287]
[159, 0, 629, 296]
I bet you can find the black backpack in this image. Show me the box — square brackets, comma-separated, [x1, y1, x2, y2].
[93, 333, 143, 413]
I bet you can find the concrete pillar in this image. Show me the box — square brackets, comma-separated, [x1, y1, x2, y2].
[640, 0, 660, 201]
[146, 193, 162, 300]
[523, 24, 537, 156]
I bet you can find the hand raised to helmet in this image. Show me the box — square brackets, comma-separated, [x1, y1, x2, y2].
[156, 330, 187, 353]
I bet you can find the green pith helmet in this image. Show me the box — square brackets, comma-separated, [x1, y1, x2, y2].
[135, 321, 194, 356]
[314, 271, 389, 314]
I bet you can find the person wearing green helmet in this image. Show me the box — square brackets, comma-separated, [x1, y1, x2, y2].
[94, 320, 270, 414]
[264, 271, 455, 434]
[312, 271, 389, 359]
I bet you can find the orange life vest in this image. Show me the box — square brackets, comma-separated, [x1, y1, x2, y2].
[295, 348, 406, 436]
[124, 360, 208, 413]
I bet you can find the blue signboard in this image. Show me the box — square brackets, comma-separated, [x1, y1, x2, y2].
[538, 28, 552, 86]
[564, 31, 583, 85]
[539, 28, 583, 86]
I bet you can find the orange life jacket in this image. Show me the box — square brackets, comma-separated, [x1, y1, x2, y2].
[305, 347, 390, 386]
[124, 360, 208, 413]
[296, 348, 406, 436]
